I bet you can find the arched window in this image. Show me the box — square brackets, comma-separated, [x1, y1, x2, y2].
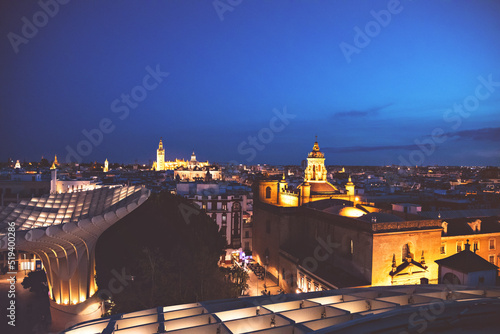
[442, 272, 461, 285]
[265, 186, 271, 199]
[350, 239, 354, 255]
[402, 242, 414, 261]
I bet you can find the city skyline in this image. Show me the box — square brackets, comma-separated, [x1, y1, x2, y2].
[1, 0, 500, 166]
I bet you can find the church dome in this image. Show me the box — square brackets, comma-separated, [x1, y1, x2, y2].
[309, 181, 337, 193]
[298, 181, 338, 193]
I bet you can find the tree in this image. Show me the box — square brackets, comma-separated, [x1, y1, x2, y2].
[21, 270, 48, 293]
[95, 192, 237, 315]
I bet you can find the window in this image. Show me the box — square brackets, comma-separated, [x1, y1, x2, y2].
[350, 240, 354, 255]
[202, 202, 207, 210]
[222, 202, 227, 210]
[265, 186, 271, 199]
[489, 239, 495, 250]
[315, 284, 319, 292]
[282, 268, 285, 280]
[307, 280, 311, 292]
[245, 231, 249, 238]
[440, 243, 446, 255]
[266, 220, 271, 234]
[473, 240, 479, 252]
[456, 241, 463, 253]
[489, 255, 495, 264]
[402, 242, 414, 260]
[220, 214, 227, 236]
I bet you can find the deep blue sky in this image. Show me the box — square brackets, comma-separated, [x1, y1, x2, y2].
[1, 0, 499, 166]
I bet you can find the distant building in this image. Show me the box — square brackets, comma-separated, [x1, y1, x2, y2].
[436, 240, 498, 286]
[174, 152, 222, 181]
[156, 138, 165, 171]
[259, 140, 354, 207]
[439, 215, 500, 269]
[103, 158, 109, 172]
[178, 182, 253, 263]
[153, 138, 209, 171]
[392, 203, 422, 215]
[50, 164, 100, 194]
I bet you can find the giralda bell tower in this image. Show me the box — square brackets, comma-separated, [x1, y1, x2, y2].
[156, 138, 165, 171]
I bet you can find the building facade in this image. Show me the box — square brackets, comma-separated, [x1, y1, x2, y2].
[253, 140, 447, 293]
[153, 138, 210, 172]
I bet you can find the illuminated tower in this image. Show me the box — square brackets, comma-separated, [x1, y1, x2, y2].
[188, 150, 198, 169]
[14, 160, 21, 169]
[53, 154, 59, 166]
[304, 138, 327, 182]
[103, 159, 109, 173]
[156, 138, 165, 171]
[50, 162, 57, 194]
[346, 175, 355, 199]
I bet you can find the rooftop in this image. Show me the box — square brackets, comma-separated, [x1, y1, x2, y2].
[62, 285, 500, 334]
[435, 248, 499, 273]
[0, 185, 145, 233]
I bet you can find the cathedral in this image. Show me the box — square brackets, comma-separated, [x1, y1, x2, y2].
[153, 138, 210, 171]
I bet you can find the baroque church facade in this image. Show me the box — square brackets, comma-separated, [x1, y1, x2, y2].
[253, 140, 443, 293]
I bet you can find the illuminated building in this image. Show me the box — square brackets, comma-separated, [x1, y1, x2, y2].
[61, 285, 500, 333]
[177, 182, 253, 262]
[103, 158, 109, 172]
[435, 240, 498, 286]
[14, 159, 21, 169]
[259, 140, 353, 207]
[174, 151, 221, 181]
[153, 138, 210, 171]
[0, 169, 150, 306]
[254, 139, 443, 292]
[156, 138, 165, 171]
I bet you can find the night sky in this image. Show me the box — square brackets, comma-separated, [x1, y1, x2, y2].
[1, 0, 499, 166]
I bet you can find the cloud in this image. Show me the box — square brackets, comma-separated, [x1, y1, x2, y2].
[447, 127, 500, 142]
[322, 144, 419, 153]
[332, 103, 393, 118]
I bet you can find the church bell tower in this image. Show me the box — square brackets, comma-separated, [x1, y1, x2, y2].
[156, 138, 165, 171]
